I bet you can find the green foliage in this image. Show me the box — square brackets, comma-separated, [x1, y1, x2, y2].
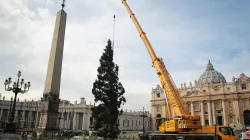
[90, 39, 126, 138]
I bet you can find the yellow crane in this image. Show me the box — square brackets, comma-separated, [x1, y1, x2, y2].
[121, 0, 235, 140]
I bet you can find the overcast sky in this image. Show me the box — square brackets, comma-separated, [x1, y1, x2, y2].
[0, 0, 249, 112]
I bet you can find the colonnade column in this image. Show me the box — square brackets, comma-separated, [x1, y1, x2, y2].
[0, 109, 3, 121]
[66, 111, 69, 129]
[21, 110, 25, 128]
[211, 100, 216, 124]
[35, 111, 39, 128]
[29, 111, 32, 128]
[87, 113, 91, 130]
[14, 110, 18, 122]
[73, 112, 76, 130]
[61, 112, 64, 129]
[207, 101, 213, 125]
[222, 99, 228, 126]
[82, 113, 85, 130]
[7, 110, 10, 121]
[190, 102, 194, 114]
[200, 101, 205, 126]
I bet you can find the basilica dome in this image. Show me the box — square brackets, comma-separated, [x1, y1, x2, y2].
[198, 60, 227, 85]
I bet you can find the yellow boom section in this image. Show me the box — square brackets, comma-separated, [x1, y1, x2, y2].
[121, 0, 189, 117]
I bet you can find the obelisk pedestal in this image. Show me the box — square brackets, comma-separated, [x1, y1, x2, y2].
[37, 8, 67, 137]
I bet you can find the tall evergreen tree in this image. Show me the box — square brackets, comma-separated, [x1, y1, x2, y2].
[90, 39, 126, 138]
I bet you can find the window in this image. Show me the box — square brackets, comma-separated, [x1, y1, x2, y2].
[242, 84, 247, 90]
[204, 103, 208, 109]
[194, 102, 200, 111]
[156, 104, 161, 112]
[156, 93, 160, 98]
[243, 99, 248, 108]
[215, 100, 221, 110]
[219, 127, 232, 135]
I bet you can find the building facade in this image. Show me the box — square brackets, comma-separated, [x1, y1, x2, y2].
[0, 96, 151, 132]
[151, 60, 250, 129]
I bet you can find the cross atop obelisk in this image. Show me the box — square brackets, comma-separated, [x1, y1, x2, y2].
[61, 0, 65, 9]
[38, 0, 67, 135]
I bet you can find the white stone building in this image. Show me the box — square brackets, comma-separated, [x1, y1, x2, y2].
[151, 60, 250, 129]
[0, 96, 151, 132]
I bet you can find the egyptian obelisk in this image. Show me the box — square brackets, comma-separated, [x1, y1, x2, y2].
[38, 0, 67, 135]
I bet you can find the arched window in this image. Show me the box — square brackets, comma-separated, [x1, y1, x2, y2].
[156, 114, 161, 118]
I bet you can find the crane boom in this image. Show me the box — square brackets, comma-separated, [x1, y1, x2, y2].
[122, 0, 189, 117]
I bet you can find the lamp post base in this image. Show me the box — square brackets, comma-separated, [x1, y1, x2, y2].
[4, 122, 16, 133]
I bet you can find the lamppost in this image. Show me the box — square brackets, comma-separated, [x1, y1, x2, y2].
[139, 107, 149, 133]
[4, 71, 31, 133]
